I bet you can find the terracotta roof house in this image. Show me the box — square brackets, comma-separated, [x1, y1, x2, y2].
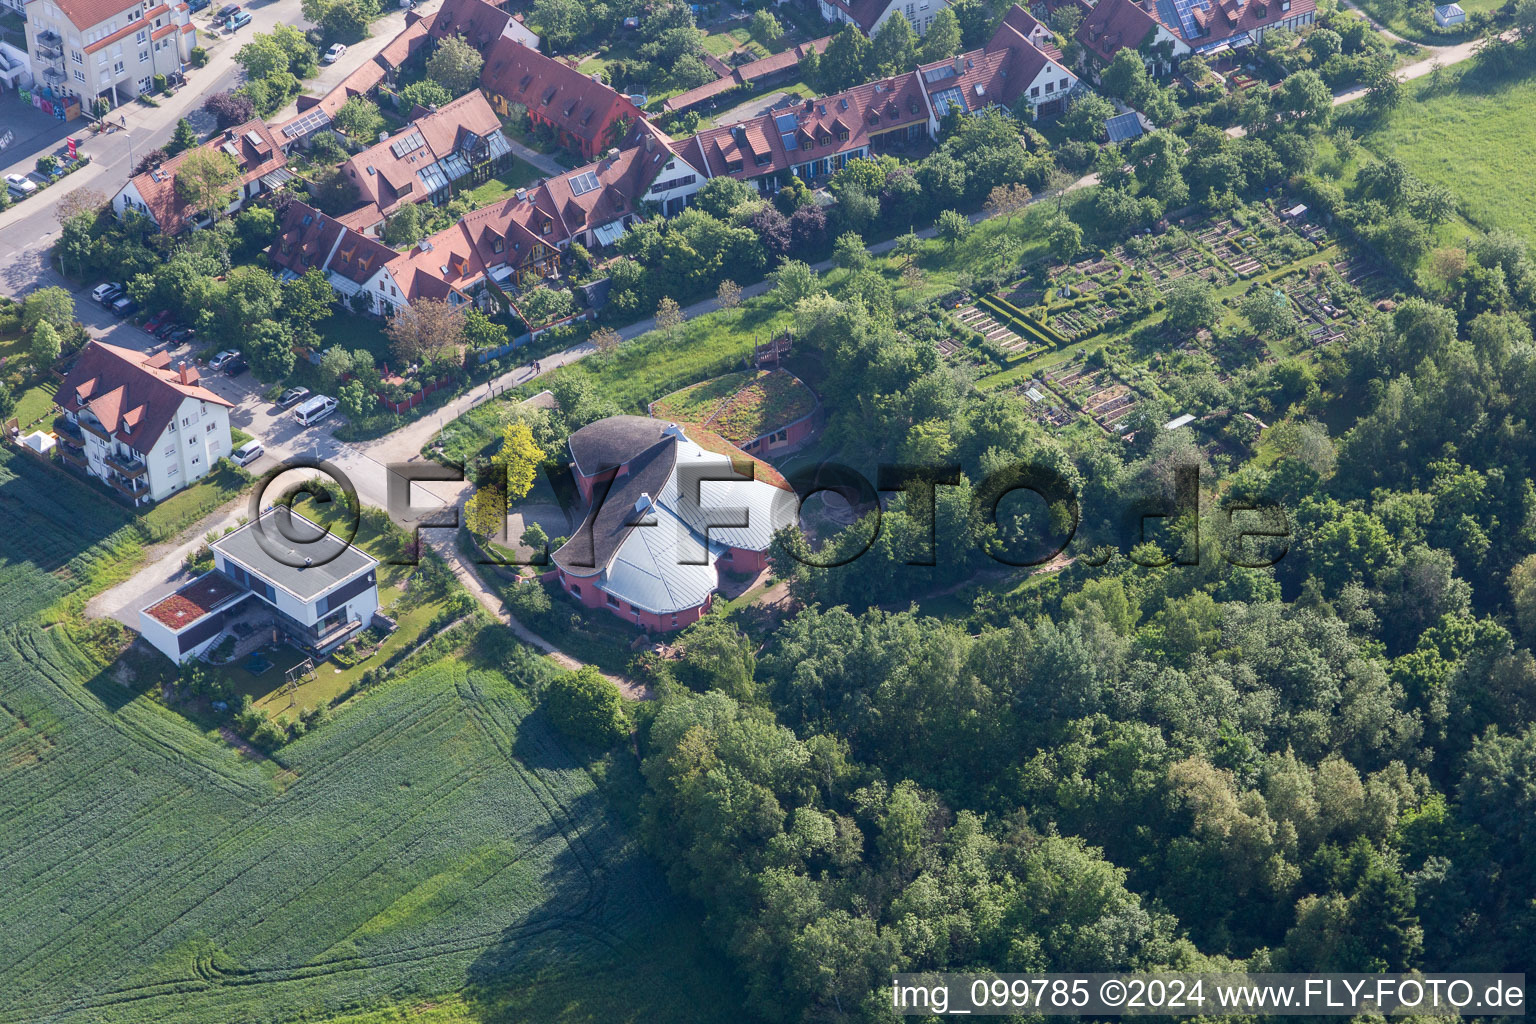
[54, 341, 233, 505]
[24, 0, 196, 110]
[819, 0, 953, 36]
[916, 12, 1078, 122]
[545, 119, 706, 243]
[427, 0, 538, 50]
[1076, 0, 1315, 66]
[691, 71, 929, 191]
[662, 35, 833, 114]
[268, 200, 398, 306]
[339, 91, 515, 217]
[553, 417, 798, 631]
[111, 119, 289, 235]
[275, 59, 390, 148]
[479, 36, 644, 159]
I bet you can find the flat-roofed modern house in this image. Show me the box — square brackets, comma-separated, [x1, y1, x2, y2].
[553, 417, 798, 632]
[138, 508, 381, 664]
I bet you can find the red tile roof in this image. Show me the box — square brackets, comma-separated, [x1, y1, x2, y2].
[50, 0, 147, 30]
[339, 91, 505, 215]
[663, 38, 839, 114]
[59, 341, 231, 452]
[384, 188, 566, 302]
[427, 0, 511, 51]
[690, 72, 927, 182]
[122, 119, 286, 235]
[479, 36, 643, 154]
[84, 4, 170, 53]
[1076, 0, 1159, 60]
[378, 12, 432, 65]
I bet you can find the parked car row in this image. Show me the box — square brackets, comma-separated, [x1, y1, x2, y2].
[6, 173, 38, 200]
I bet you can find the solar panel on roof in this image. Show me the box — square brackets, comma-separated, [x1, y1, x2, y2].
[923, 64, 957, 83]
[773, 112, 798, 132]
[389, 131, 425, 158]
[569, 170, 601, 196]
[781, 132, 798, 151]
[282, 108, 331, 138]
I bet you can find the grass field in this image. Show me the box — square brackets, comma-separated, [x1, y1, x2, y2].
[0, 625, 738, 1024]
[1361, 71, 1536, 242]
[466, 158, 545, 208]
[1345, 0, 1491, 43]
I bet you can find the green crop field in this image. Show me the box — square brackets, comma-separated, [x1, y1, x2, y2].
[0, 448, 140, 621]
[0, 625, 735, 1024]
[1362, 71, 1536, 243]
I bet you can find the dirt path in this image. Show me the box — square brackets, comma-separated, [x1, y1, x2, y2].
[426, 534, 653, 701]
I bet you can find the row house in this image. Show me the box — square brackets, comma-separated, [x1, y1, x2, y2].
[55, 340, 233, 505]
[1076, 0, 1316, 69]
[919, 7, 1079, 122]
[427, 0, 538, 52]
[339, 91, 514, 227]
[111, 118, 289, 234]
[691, 73, 930, 193]
[24, 0, 196, 109]
[479, 36, 643, 160]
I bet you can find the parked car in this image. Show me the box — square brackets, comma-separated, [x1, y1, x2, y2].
[167, 326, 196, 343]
[154, 320, 182, 338]
[187, 0, 210, 10]
[91, 282, 124, 304]
[322, 42, 347, 63]
[232, 439, 264, 467]
[223, 356, 248, 376]
[277, 386, 311, 409]
[143, 310, 172, 332]
[227, 9, 250, 28]
[294, 394, 338, 427]
[5, 173, 37, 198]
[207, 349, 240, 371]
[214, 3, 239, 17]
[110, 295, 138, 318]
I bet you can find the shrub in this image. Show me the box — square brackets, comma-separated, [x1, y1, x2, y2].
[542, 666, 626, 748]
[191, 46, 208, 67]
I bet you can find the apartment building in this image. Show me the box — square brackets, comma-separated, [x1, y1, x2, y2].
[24, 0, 195, 109]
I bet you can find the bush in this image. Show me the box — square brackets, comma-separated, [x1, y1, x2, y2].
[191, 46, 208, 67]
[153, 73, 167, 93]
[542, 666, 626, 748]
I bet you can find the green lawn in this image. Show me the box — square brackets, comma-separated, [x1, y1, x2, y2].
[0, 625, 740, 1024]
[13, 380, 58, 431]
[1360, 70, 1536, 244]
[466, 157, 545, 207]
[1345, 0, 1489, 43]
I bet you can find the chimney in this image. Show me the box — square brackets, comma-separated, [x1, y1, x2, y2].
[643, 133, 653, 152]
[607, 146, 620, 160]
[178, 361, 192, 385]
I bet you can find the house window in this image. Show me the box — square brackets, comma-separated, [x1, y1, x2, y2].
[605, 593, 620, 608]
[1031, 86, 1040, 97]
[113, 60, 125, 75]
[71, 49, 82, 64]
[135, 29, 146, 43]
[139, 49, 148, 62]
[191, 455, 200, 466]
[167, 465, 179, 477]
[163, 446, 176, 456]
[73, 69, 85, 83]
[138, 76, 151, 91]
[570, 583, 581, 596]
[1045, 81, 1054, 93]
[1060, 78, 1069, 90]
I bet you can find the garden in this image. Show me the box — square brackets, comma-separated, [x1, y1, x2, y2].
[648, 367, 818, 446]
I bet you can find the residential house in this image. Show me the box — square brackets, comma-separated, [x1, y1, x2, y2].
[662, 35, 832, 114]
[111, 118, 290, 234]
[1076, 0, 1315, 68]
[479, 36, 643, 160]
[338, 90, 513, 220]
[818, 0, 952, 35]
[268, 199, 397, 307]
[917, 7, 1079, 122]
[553, 417, 798, 631]
[691, 72, 929, 192]
[427, 0, 538, 52]
[138, 508, 381, 664]
[24, 0, 196, 109]
[54, 340, 232, 505]
[544, 119, 705, 246]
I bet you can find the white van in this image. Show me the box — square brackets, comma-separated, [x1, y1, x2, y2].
[294, 394, 338, 427]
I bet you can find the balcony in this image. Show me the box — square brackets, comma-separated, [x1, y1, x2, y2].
[109, 474, 149, 499]
[58, 446, 87, 470]
[36, 43, 63, 62]
[36, 29, 62, 47]
[41, 66, 66, 86]
[106, 451, 147, 478]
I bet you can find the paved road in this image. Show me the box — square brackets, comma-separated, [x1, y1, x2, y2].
[0, 0, 440, 299]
